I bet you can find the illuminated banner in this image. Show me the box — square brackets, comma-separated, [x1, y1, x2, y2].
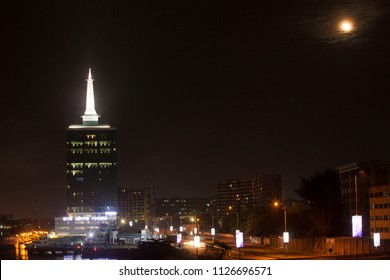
[177, 233, 182, 244]
[283, 232, 289, 243]
[352, 215, 362, 237]
[211, 228, 215, 236]
[194, 236, 200, 248]
[374, 233, 380, 247]
[236, 231, 244, 248]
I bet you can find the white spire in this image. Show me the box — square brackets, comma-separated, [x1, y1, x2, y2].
[82, 68, 99, 125]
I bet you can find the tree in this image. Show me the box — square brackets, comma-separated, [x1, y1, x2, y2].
[295, 168, 348, 237]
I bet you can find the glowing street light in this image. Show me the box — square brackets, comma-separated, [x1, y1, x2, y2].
[228, 205, 239, 231]
[274, 201, 289, 255]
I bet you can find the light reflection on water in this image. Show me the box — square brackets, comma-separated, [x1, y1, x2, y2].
[15, 243, 28, 260]
[7, 243, 112, 260]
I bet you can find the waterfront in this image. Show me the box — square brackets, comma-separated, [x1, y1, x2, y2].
[2, 234, 390, 260]
[0, 242, 116, 260]
[0, 242, 80, 260]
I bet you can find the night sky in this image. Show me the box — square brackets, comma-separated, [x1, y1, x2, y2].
[1, 0, 390, 219]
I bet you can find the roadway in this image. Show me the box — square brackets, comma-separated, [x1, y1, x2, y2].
[181, 232, 319, 260]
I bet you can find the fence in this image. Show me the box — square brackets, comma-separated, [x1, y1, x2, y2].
[265, 235, 390, 256]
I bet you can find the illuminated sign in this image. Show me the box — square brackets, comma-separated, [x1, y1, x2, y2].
[75, 216, 90, 221]
[177, 233, 182, 244]
[194, 236, 200, 248]
[352, 215, 362, 237]
[211, 228, 215, 236]
[374, 233, 380, 247]
[236, 231, 244, 248]
[91, 216, 107, 221]
[283, 232, 289, 243]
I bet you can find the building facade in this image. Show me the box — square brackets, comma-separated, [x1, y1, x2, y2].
[369, 185, 390, 239]
[117, 187, 153, 228]
[155, 196, 216, 217]
[216, 174, 282, 216]
[65, 69, 117, 214]
[337, 160, 390, 237]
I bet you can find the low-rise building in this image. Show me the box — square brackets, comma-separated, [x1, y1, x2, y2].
[369, 185, 390, 239]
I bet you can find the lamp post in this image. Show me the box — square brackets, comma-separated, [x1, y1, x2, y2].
[228, 206, 239, 231]
[168, 214, 173, 232]
[372, 204, 380, 252]
[191, 216, 197, 235]
[274, 202, 288, 255]
[211, 212, 215, 243]
[352, 172, 363, 238]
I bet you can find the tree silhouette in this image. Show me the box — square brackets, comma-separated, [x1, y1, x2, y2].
[296, 168, 348, 237]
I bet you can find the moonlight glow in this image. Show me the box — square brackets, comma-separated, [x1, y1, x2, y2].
[340, 20, 353, 32]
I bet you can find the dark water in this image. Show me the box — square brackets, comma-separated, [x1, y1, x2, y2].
[0, 243, 110, 260]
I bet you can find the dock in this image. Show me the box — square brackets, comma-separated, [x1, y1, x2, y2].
[25, 244, 82, 256]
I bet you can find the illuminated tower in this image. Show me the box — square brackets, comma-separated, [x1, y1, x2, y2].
[66, 69, 117, 213]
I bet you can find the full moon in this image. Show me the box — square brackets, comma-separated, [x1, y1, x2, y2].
[340, 21, 353, 32]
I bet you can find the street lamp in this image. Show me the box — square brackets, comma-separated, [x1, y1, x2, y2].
[167, 214, 173, 232]
[228, 206, 239, 231]
[372, 204, 380, 251]
[274, 201, 289, 255]
[352, 172, 363, 238]
[211, 212, 215, 243]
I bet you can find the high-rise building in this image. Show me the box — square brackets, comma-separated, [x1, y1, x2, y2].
[216, 174, 281, 216]
[337, 160, 390, 237]
[66, 69, 117, 213]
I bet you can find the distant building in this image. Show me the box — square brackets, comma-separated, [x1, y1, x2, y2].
[153, 196, 216, 234]
[216, 174, 282, 216]
[154, 196, 216, 218]
[117, 187, 153, 228]
[57, 69, 117, 236]
[66, 69, 117, 213]
[337, 160, 390, 237]
[369, 185, 390, 239]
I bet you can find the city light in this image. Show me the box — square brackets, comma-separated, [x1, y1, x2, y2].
[177, 233, 182, 244]
[352, 215, 362, 238]
[283, 232, 289, 243]
[235, 231, 244, 248]
[194, 236, 200, 248]
[373, 233, 380, 247]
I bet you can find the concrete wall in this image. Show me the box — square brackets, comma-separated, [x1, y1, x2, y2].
[267, 235, 390, 256]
